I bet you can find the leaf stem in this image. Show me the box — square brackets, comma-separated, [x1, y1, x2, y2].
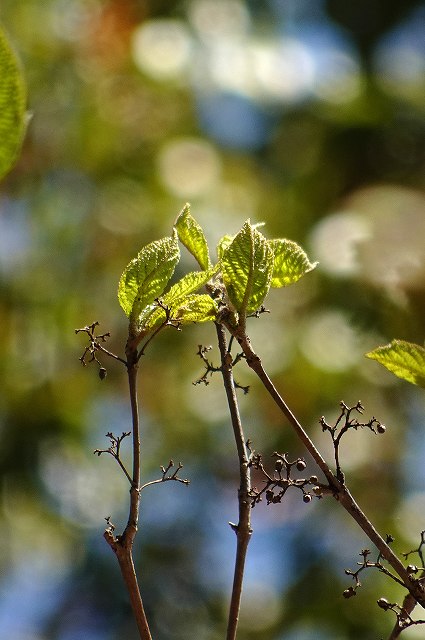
[215, 323, 252, 640]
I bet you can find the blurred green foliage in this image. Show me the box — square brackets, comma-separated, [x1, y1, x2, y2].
[0, 1, 424, 639]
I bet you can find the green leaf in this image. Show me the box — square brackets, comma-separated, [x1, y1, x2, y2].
[365, 340, 425, 388]
[172, 293, 217, 324]
[0, 26, 27, 180]
[221, 220, 274, 315]
[217, 234, 234, 260]
[144, 267, 218, 330]
[269, 239, 318, 287]
[163, 267, 218, 305]
[174, 203, 211, 270]
[118, 231, 180, 322]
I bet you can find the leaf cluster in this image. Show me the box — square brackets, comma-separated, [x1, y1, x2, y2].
[117, 203, 318, 344]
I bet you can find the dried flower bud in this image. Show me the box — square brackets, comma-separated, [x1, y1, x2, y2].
[377, 423, 386, 434]
[343, 587, 356, 599]
[309, 476, 318, 484]
[275, 459, 284, 472]
[99, 367, 107, 380]
[407, 564, 418, 574]
[266, 490, 274, 504]
[303, 493, 312, 503]
[377, 597, 390, 610]
[296, 459, 307, 472]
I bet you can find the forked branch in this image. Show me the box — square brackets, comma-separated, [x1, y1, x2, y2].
[223, 320, 425, 611]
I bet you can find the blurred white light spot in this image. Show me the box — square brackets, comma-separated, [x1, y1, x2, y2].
[309, 211, 371, 276]
[132, 19, 192, 81]
[188, 0, 250, 41]
[252, 39, 315, 103]
[344, 186, 425, 292]
[300, 310, 361, 372]
[157, 138, 221, 197]
[207, 39, 253, 95]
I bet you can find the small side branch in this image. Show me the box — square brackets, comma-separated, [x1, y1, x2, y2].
[75, 321, 127, 377]
[320, 401, 385, 482]
[94, 431, 132, 485]
[140, 460, 190, 491]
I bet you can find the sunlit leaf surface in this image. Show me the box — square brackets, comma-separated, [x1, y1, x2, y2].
[174, 203, 211, 270]
[366, 340, 425, 388]
[221, 220, 273, 315]
[269, 239, 318, 287]
[118, 232, 180, 322]
[0, 26, 26, 180]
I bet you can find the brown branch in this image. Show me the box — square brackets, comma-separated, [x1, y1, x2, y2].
[225, 321, 425, 610]
[215, 323, 252, 640]
[103, 343, 152, 640]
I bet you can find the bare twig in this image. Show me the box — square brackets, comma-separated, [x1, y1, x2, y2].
[320, 401, 385, 482]
[102, 343, 152, 640]
[215, 323, 252, 640]
[94, 431, 132, 485]
[75, 321, 127, 370]
[140, 460, 190, 491]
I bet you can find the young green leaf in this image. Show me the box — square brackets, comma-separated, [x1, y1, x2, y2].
[269, 239, 318, 287]
[217, 234, 234, 260]
[172, 293, 217, 323]
[174, 203, 211, 270]
[118, 231, 180, 322]
[163, 267, 218, 305]
[144, 267, 218, 330]
[221, 220, 274, 316]
[365, 340, 425, 388]
[0, 26, 27, 180]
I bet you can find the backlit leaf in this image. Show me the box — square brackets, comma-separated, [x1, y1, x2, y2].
[221, 220, 273, 316]
[174, 203, 211, 270]
[365, 340, 425, 388]
[217, 234, 234, 260]
[0, 26, 27, 180]
[163, 267, 218, 305]
[269, 239, 318, 287]
[172, 294, 217, 323]
[118, 231, 180, 322]
[144, 267, 218, 329]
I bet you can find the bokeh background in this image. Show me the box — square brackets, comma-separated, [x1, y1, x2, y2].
[1, 1, 425, 639]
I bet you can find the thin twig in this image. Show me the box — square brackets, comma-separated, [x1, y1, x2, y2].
[215, 323, 252, 640]
[103, 344, 152, 640]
